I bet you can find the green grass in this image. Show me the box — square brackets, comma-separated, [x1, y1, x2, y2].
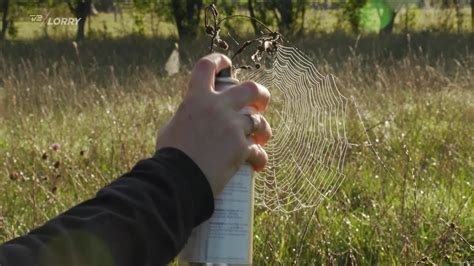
[0, 33, 473, 264]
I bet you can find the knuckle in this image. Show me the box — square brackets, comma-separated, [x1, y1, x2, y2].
[218, 53, 232, 66]
[241, 80, 260, 96]
[262, 86, 271, 101]
[194, 57, 216, 72]
[241, 81, 271, 106]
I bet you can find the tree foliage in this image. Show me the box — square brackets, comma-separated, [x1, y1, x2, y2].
[131, 0, 233, 40]
[247, 0, 306, 35]
[0, 0, 471, 41]
[343, 0, 366, 34]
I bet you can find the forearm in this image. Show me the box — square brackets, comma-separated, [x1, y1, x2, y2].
[0, 148, 214, 266]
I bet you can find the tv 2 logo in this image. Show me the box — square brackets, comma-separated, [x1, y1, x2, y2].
[29, 14, 82, 25]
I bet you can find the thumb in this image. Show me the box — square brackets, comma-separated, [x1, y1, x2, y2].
[189, 53, 232, 93]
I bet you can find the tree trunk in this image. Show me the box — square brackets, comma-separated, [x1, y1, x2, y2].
[471, 0, 474, 31]
[77, 16, 86, 41]
[275, 0, 293, 33]
[247, 0, 258, 35]
[77, 1, 91, 41]
[405, 5, 409, 32]
[454, 0, 461, 32]
[1, 0, 9, 41]
[442, 0, 450, 9]
[69, 0, 91, 41]
[44, 21, 48, 38]
[150, 11, 155, 36]
[171, 0, 202, 40]
[298, 2, 305, 36]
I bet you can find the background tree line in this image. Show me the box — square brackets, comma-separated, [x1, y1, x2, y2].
[0, 0, 473, 41]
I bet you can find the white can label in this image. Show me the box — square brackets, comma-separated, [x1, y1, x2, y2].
[179, 164, 254, 264]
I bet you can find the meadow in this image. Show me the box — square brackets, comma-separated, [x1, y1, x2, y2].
[0, 15, 473, 265]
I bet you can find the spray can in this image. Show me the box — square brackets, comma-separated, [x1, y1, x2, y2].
[178, 67, 255, 265]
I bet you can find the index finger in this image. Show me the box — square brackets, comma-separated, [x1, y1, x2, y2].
[189, 53, 232, 93]
[222, 81, 271, 112]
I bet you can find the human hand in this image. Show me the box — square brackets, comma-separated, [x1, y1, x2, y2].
[156, 53, 272, 196]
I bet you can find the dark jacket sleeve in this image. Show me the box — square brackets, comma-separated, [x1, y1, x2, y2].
[0, 147, 215, 266]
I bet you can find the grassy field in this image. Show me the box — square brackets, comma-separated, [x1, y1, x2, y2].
[0, 32, 473, 264]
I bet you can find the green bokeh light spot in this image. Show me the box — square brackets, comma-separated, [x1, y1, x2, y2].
[360, 1, 393, 32]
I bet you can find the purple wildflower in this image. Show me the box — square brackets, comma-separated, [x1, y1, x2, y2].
[51, 143, 61, 151]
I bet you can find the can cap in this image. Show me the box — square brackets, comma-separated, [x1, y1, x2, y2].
[216, 67, 232, 78]
[215, 66, 239, 86]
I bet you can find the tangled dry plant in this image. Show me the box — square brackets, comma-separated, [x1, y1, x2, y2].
[204, 4, 282, 70]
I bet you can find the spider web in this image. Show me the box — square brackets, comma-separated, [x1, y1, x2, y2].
[237, 46, 349, 212]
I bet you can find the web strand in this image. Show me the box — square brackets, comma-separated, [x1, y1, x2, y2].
[238, 46, 349, 212]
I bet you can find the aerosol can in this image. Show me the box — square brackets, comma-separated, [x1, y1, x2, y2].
[179, 67, 255, 265]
